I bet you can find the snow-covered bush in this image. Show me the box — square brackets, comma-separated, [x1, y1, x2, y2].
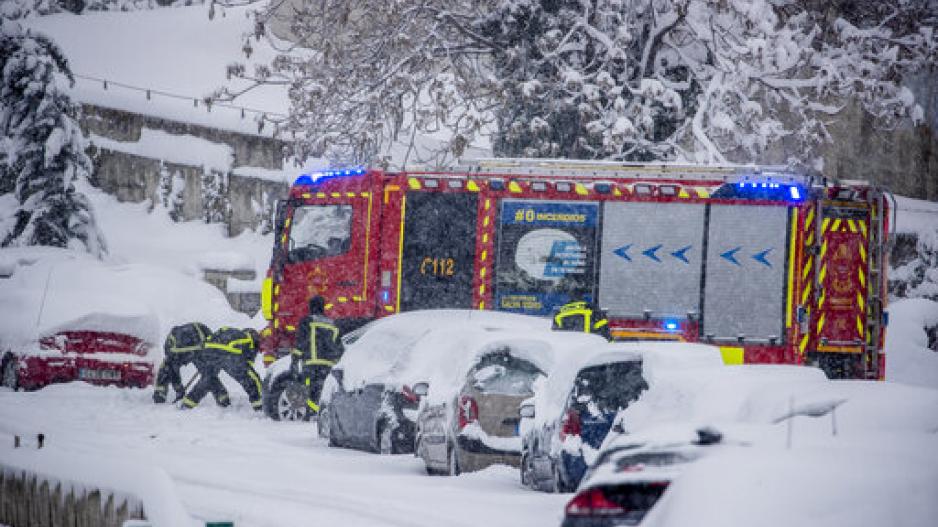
[0, 19, 106, 257]
[226, 0, 937, 166]
[157, 163, 186, 222]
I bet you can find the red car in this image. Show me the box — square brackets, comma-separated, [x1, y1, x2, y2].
[1, 330, 154, 391]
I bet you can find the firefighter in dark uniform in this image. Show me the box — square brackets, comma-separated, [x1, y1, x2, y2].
[552, 300, 610, 340]
[153, 322, 229, 406]
[181, 326, 263, 411]
[293, 296, 344, 414]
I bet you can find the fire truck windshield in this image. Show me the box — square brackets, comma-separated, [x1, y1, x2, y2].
[287, 204, 353, 262]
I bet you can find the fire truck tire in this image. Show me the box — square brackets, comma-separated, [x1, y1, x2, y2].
[1, 353, 18, 391]
[263, 371, 310, 422]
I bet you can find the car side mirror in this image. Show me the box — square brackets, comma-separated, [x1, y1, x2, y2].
[413, 382, 429, 397]
[519, 403, 535, 419]
[612, 422, 624, 434]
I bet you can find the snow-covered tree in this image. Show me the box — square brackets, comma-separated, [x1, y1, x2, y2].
[0, 19, 106, 256]
[224, 0, 937, 166]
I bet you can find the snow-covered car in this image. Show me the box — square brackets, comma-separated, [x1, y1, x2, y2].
[520, 350, 647, 492]
[309, 310, 551, 454]
[415, 330, 605, 475]
[562, 425, 741, 527]
[1, 314, 155, 391]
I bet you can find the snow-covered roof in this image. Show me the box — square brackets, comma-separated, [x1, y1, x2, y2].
[23, 4, 288, 138]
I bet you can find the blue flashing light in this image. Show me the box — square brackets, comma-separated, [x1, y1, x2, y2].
[664, 321, 679, 331]
[293, 167, 367, 186]
[715, 180, 806, 203]
[381, 290, 390, 303]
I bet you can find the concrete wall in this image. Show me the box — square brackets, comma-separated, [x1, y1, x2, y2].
[82, 104, 291, 236]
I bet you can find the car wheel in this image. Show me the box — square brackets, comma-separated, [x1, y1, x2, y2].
[1, 354, 17, 391]
[447, 445, 460, 476]
[378, 423, 394, 455]
[317, 405, 332, 439]
[263, 372, 309, 422]
[552, 463, 570, 493]
[520, 452, 530, 487]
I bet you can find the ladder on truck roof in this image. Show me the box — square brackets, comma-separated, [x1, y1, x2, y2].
[456, 157, 814, 185]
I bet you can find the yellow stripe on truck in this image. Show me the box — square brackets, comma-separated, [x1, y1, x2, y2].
[719, 346, 744, 365]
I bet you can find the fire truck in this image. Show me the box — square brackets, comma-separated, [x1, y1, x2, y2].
[259, 159, 891, 380]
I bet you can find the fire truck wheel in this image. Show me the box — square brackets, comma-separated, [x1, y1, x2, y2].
[263, 372, 309, 422]
[1, 354, 17, 391]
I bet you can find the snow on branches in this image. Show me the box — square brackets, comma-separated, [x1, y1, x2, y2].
[226, 0, 937, 166]
[0, 19, 106, 256]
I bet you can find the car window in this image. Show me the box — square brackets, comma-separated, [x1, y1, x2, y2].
[468, 349, 542, 395]
[288, 204, 353, 262]
[614, 450, 699, 471]
[572, 361, 648, 414]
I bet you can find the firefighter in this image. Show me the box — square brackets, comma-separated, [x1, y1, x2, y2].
[292, 295, 344, 414]
[153, 322, 229, 406]
[181, 326, 263, 411]
[552, 300, 610, 340]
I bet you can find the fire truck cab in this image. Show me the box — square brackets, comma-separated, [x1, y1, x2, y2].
[260, 159, 891, 380]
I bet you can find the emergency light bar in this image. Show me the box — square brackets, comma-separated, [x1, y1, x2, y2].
[294, 167, 367, 186]
[711, 181, 806, 202]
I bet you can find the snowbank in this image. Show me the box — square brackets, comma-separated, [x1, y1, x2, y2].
[79, 179, 271, 282]
[0, 446, 198, 527]
[616, 363, 938, 439]
[886, 298, 938, 388]
[645, 440, 938, 527]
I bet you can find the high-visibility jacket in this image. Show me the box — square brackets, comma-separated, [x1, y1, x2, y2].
[164, 322, 211, 355]
[292, 314, 343, 367]
[204, 327, 258, 362]
[552, 301, 610, 339]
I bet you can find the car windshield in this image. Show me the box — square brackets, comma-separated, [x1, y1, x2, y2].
[469, 350, 542, 395]
[571, 360, 647, 414]
[288, 204, 353, 261]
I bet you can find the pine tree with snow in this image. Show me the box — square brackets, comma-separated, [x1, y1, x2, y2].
[0, 19, 106, 256]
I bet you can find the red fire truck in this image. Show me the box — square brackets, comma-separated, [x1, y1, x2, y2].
[259, 159, 891, 380]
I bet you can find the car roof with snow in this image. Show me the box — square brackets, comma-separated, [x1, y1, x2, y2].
[336, 309, 560, 390]
[414, 323, 605, 405]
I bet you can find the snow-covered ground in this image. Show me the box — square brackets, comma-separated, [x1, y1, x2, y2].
[0, 384, 569, 527]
